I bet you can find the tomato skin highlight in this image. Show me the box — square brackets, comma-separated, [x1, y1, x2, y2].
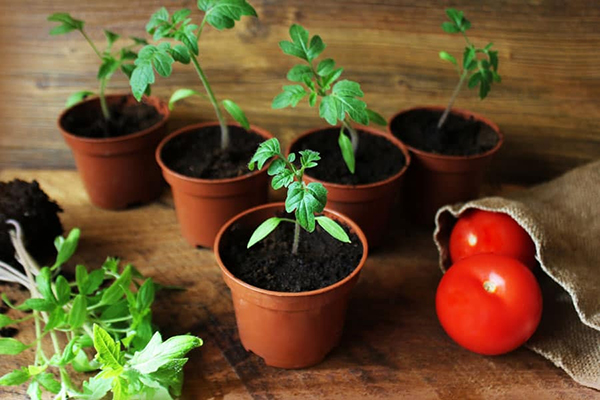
[449, 209, 537, 270]
[436, 254, 543, 355]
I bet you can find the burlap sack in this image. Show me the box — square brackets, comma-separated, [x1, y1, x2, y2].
[433, 160, 600, 390]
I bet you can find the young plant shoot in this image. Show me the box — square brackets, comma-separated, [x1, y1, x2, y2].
[129, 1, 257, 150]
[247, 138, 351, 254]
[48, 13, 150, 123]
[0, 221, 202, 400]
[272, 24, 387, 174]
[437, 8, 501, 129]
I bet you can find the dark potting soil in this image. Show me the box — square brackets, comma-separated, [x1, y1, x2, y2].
[390, 109, 498, 156]
[62, 95, 163, 139]
[290, 128, 406, 185]
[0, 180, 63, 268]
[220, 215, 363, 292]
[160, 126, 264, 179]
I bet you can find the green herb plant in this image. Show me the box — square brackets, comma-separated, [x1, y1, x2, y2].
[247, 138, 351, 254]
[48, 13, 150, 124]
[437, 8, 501, 129]
[0, 220, 202, 400]
[129, 1, 257, 150]
[272, 24, 387, 174]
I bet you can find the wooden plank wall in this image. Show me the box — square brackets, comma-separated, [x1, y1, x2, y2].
[0, 0, 599, 184]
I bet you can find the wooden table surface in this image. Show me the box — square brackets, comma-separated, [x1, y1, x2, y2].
[0, 169, 598, 400]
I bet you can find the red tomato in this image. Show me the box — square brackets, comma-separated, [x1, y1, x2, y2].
[449, 209, 537, 269]
[436, 254, 543, 355]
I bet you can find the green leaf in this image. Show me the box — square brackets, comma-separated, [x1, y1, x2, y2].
[332, 80, 364, 98]
[289, 24, 309, 54]
[287, 64, 312, 82]
[87, 269, 106, 295]
[53, 228, 80, 270]
[0, 368, 29, 386]
[146, 7, 170, 33]
[129, 332, 202, 374]
[319, 96, 339, 125]
[0, 338, 29, 355]
[66, 91, 94, 108]
[223, 99, 250, 130]
[27, 381, 41, 400]
[285, 182, 327, 232]
[279, 40, 306, 60]
[175, 23, 199, 56]
[468, 72, 481, 89]
[69, 295, 87, 329]
[338, 132, 355, 174]
[80, 376, 112, 399]
[76, 264, 89, 294]
[97, 56, 119, 80]
[316, 58, 335, 77]
[170, 44, 191, 64]
[316, 216, 351, 243]
[169, 88, 205, 110]
[247, 218, 281, 248]
[104, 30, 120, 47]
[366, 109, 387, 126]
[44, 307, 66, 332]
[248, 138, 280, 170]
[479, 78, 491, 99]
[36, 373, 61, 394]
[172, 8, 191, 23]
[101, 265, 132, 306]
[55, 275, 71, 305]
[47, 13, 84, 35]
[131, 36, 149, 46]
[198, 0, 257, 30]
[489, 50, 499, 71]
[21, 298, 55, 312]
[93, 325, 123, 369]
[445, 8, 463, 27]
[0, 314, 17, 329]
[272, 85, 307, 109]
[72, 348, 98, 372]
[36, 268, 56, 304]
[270, 168, 295, 190]
[463, 46, 476, 71]
[441, 21, 460, 34]
[307, 35, 326, 61]
[130, 61, 153, 101]
[136, 279, 155, 312]
[439, 51, 457, 66]
[299, 149, 320, 169]
[322, 67, 344, 88]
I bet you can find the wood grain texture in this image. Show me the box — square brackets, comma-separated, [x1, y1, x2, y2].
[0, 169, 599, 399]
[0, 1, 599, 184]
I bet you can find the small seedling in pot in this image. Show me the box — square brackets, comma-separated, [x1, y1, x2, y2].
[273, 24, 387, 174]
[247, 138, 350, 254]
[129, 1, 257, 149]
[437, 8, 501, 129]
[0, 221, 202, 399]
[48, 13, 150, 122]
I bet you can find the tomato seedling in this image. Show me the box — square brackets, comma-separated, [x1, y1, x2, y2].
[273, 24, 387, 174]
[436, 253, 542, 355]
[437, 8, 501, 129]
[247, 138, 351, 254]
[48, 13, 149, 123]
[129, 1, 257, 150]
[0, 221, 202, 399]
[450, 209, 537, 269]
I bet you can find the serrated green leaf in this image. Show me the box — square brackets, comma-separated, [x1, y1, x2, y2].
[316, 216, 351, 243]
[129, 332, 202, 374]
[287, 64, 312, 82]
[36, 373, 61, 394]
[27, 380, 41, 400]
[322, 67, 344, 88]
[285, 181, 327, 232]
[468, 72, 481, 89]
[247, 218, 281, 248]
[441, 21, 460, 33]
[36, 268, 56, 303]
[170, 44, 191, 64]
[80, 376, 112, 399]
[338, 131, 355, 174]
[445, 8, 463, 27]
[248, 138, 280, 170]
[439, 51, 457, 66]
[53, 228, 80, 270]
[0, 368, 29, 386]
[87, 269, 105, 295]
[146, 7, 170, 33]
[104, 30, 120, 48]
[223, 99, 250, 130]
[299, 149, 321, 169]
[69, 295, 87, 329]
[130, 61, 154, 101]
[307, 35, 325, 61]
[47, 12, 84, 34]
[366, 109, 387, 126]
[93, 325, 123, 369]
[199, 0, 257, 30]
[100, 265, 132, 305]
[136, 279, 155, 312]
[21, 298, 55, 312]
[272, 85, 307, 109]
[172, 8, 192, 23]
[66, 91, 94, 108]
[152, 50, 174, 77]
[0, 314, 17, 329]
[316, 58, 335, 77]
[55, 275, 71, 305]
[0, 338, 29, 355]
[333, 80, 364, 98]
[319, 95, 340, 125]
[289, 24, 309, 52]
[175, 24, 199, 56]
[44, 307, 66, 332]
[279, 40, 306, 60]
[271, 168, 294, 190]
[463, 46, 476, 72]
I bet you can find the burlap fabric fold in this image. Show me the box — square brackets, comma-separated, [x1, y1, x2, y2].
[433, 160, 600, 390]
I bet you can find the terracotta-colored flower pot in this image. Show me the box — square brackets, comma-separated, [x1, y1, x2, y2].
[156, 122, 272, 248]
[388, 106, 503, 225]
[287, 126, 410, 248]
[214, 202, 368, 369]
[58, 94, 169, 210]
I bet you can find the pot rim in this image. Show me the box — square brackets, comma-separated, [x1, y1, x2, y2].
[286, 125, 411, 190]
[57, 93, 170, 144]
[155, 122, 273, 185]
[387, 105, 504, 161]
[214, 202, 369, 298]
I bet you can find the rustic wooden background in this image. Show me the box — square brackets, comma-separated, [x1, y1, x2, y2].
[0, 0, 599, 183]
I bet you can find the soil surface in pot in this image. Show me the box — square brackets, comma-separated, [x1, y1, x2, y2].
[220, 214, 363, 292]
[291, 128, 406, 185]
[0, 180, 63, 268]
[390, 109, 498, 156]
[161, 126, 264, 179]
[62, 96, 163, 139]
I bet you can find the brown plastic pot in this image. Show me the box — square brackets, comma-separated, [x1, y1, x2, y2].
[58, 94, 169, 210]
[388, 106, 503, 225]
[214, 202, 368, 369]
[287, 126, 410, 248]
[156, 122, 272, 248]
